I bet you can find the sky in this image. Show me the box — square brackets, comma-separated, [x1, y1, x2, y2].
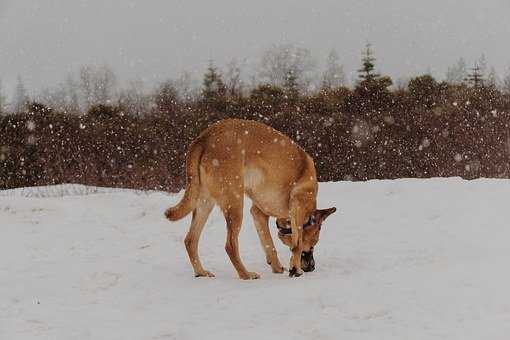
[1, 0, 510, 98]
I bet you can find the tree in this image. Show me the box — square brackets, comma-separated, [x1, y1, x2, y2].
[349, 44, 394, 113]
[283, 69, 299, 101]
[446, 58, 468, 85]
[466, 63, 484, 88]
[12, 76, 29, 112]
[486, 66, 499, 88]
[250, 84, 285, 107]
[322, 49, 346, 89]
[174, 71, 199, 101]
[224, 59, 243, 97]
[154, 80, 179, 115]
[93, 65, 116, 106]
[357, 43, 380, 83]
[259, 44, 315, 91]
[408, 74, 443, 108]
[476, 54, 488, 76]
[118, 79, 150, 116]
[79, 64, 117, 109]
[64, 74, 81, 113]
[202, 61, 226, 103]
[503, 67, 510, 95]
[38, 74, 80, 114]
[0, 79, 5, 114]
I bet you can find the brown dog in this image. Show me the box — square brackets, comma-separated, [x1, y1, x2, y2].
[165, 119, 336, 279]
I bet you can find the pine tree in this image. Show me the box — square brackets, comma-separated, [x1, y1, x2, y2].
[13, 76, 29, 112]
[202, 61, 226, 101]
[357, 43, 380, 83]
[322, 49, 346, 89]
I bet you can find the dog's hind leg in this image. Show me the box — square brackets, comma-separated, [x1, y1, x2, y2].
[250, 204, 284, 274]
[222, 202, 260, 280]
[184, 199, 215, 278]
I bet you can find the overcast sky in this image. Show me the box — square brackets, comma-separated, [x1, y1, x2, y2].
[1, 0, 510, 97]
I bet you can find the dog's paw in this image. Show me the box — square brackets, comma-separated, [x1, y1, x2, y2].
[195, 270, 215, 278]
[272, 265, 285, 274]
[240, 272, 260, 280]
[289, 267, 303, 277]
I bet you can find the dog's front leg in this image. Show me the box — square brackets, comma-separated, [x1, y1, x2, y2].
[289, 201, 306, 277]
[250, 205, 284, 274]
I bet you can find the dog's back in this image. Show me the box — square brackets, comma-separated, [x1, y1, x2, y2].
[193, 119, 316, 218]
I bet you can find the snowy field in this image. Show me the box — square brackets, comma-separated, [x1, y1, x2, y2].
[1, 179, 510, 339]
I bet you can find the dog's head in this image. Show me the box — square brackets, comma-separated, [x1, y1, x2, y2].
[276, 207, 336, 272]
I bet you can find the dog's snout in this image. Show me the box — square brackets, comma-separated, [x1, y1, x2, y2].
[301, 250, 315, 272]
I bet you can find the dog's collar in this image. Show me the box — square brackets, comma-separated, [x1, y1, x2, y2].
[277, 215, 316, 235]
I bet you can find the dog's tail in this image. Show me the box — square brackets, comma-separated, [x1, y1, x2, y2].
[165, 141, 203, 221]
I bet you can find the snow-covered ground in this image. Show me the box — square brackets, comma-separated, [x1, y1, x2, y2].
[1, 178, 510, 339]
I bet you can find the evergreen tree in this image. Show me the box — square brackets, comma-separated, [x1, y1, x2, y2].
[202, 61, 226, 101]
[201, 61, 227, 111]
[322, 49, 346, 89]
[357, 43, 380, 83]
[350, 43, 393, 113]
[466, 63, 484, 88]
[12, 76, 29, 112]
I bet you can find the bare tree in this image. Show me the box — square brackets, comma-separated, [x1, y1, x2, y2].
[93, 65, 117, 105]
[322, 49, 346, 89]
[259, 44, 316, 92]
[446, 58, 468, 85]
[0, 79, 5, 114]
[79, 65, 94, 108]
[64, 74, 81, 113]
[12, 76, 29, 112]
[118, 79, 150, 116]
[394, 77, 411, 91]
[486, 66, 499, 88]
[154, 80, 180, 115]
[79, 64, 117, 110]
[38, 74, 80, 114]
[477, 54, 488, 76]
[174, 71, 199, 102]
[224, 59, 243, 96]
[503, 67, 510, 95]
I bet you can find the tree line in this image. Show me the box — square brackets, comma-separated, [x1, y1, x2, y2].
[2, 44, 510, 191]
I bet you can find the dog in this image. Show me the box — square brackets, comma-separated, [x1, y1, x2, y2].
[165, 119, 336, 279]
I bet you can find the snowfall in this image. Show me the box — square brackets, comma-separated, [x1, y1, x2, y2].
[1, 178, 510, 340]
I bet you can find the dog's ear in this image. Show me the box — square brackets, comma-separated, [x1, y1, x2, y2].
[317, 207, 336, 221]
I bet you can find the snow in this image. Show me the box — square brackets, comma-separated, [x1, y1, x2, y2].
[2, 178, 510, 339]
